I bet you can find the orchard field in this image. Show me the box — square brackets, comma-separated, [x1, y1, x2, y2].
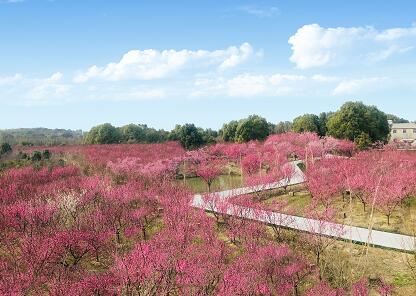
[1, 133, 416, 295]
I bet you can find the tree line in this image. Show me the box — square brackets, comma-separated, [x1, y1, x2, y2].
[0, 101, 411, 150]
[0, 128, 83, 146]
[84, 101, 408, 149]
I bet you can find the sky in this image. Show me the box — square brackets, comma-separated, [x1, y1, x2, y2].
[0, 0, 416, 131]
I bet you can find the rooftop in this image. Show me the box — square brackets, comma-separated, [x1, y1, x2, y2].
[391, 123, 416, 129]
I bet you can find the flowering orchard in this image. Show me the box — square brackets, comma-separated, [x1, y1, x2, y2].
[304, 149, 416, 225]
[1, 135, 409, 294]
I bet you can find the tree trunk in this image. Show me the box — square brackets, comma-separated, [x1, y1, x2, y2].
[142, 225, 147, 240]
[116, 228, 121, 244]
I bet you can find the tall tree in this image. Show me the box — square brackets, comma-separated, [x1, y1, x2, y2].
[326, 101, 389, 146]
[318, 112, 332, 136]
[0, 142, 12, 155]
[84, 123, 121, 144]
[178, 124, 204, 149]
[292, 114, 321, 135]
[119, 124, 145, 143]
[235, 115, 270, 143]
[219, 120, 239, 142]
[274, 121, 292, 134]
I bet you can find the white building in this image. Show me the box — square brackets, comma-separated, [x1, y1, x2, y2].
[390, 122, 416, 143]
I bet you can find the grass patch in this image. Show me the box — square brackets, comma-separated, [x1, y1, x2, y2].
[178, 174, 243, 193]
[261, 187, 416, 236]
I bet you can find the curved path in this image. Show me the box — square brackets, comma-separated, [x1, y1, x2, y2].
[191, 161, 415, 252]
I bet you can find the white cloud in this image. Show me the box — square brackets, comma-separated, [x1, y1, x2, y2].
[367, 45, 414, 62]
[227, 74, 267, 97]
[218, 42, 253, 70]
[191, 73, 306, 98]
[45, 72, 63, 83]
[269, 73, 305, 85]
[332, 77, 386, 96]
[311, 74, 340, 82]
[288, 23, 416, 69]
[190, 73, 396, 98]
[238, 5, 279, 18]
[74, 43, 255, 83]
[374, 26, 416, 41]
[228, 73, 305, 97]
[0, 72, 70, 105]
[28, 72, 70, 102]
[0, 73, 23, 86]
[121, 89, 165, 101]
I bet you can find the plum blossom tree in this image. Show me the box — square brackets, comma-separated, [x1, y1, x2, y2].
[306, 158, 342, 209]
[195, 157, 224, 192]
[219, 243, 312, 296]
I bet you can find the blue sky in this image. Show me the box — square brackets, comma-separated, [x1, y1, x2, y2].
[0, 0, 415, 130]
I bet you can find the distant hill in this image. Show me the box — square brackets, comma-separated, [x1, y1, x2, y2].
[0, 128, 83, 146]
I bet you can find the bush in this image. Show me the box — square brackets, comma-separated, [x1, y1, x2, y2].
[31, 151, 42, 162]
[0, 143, 12, 155]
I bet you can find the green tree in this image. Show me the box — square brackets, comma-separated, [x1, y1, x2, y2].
[292, 114, 321, 135]
[200, 128, 218, 145]
[168, 125, 182, 141]
[219, 120, 239, 142]
[235, 115, 269, 143]
[178, 124, 204, 149]
[354, 132, 372, 150]
[274, 121, 292, 134]
[119, 124, 145, 143]
[42, 149, 51, 160]
[0, 142, 12, 155]
[84, 123, 121, 144]
[326, 101, 389, 145]
[318, 112, 333, 136]
[143, 127, 167, 143]
[386, 114, 409, 123]
[31, 151, 42, 161]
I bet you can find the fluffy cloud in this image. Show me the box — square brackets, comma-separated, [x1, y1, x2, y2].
[191, 73, 306, 98]
[191, 73, 395, 98]
[74, 43, 254, 83]
[0, 73, 23, 86]
[227, 73, 305, 97]
[0, 71, 169, 105]
[0, 72, 70, 105]
[27, 72, 70, 102]
[288, 23, 416, 69]
[332, 77, 386, 96]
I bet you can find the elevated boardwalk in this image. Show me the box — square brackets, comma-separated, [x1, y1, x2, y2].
[192, 161, 415, 252]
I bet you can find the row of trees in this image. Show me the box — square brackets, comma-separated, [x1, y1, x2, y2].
[83, 101, 409, 150]
[84, 123, 218, 149]
[292, 102, 392, 149]
[1, 101, 406, 150]
[0, 128, 83, 146]
[305, 150, 416, 225]
[218, 115, 272, 143]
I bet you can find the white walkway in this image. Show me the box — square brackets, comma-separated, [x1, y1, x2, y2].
[191, 161, 415, 252]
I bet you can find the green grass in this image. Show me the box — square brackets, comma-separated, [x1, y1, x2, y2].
[393, 273, 414, 287]
[178, 174, 243, 193]
[261, 187, 416, 236]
